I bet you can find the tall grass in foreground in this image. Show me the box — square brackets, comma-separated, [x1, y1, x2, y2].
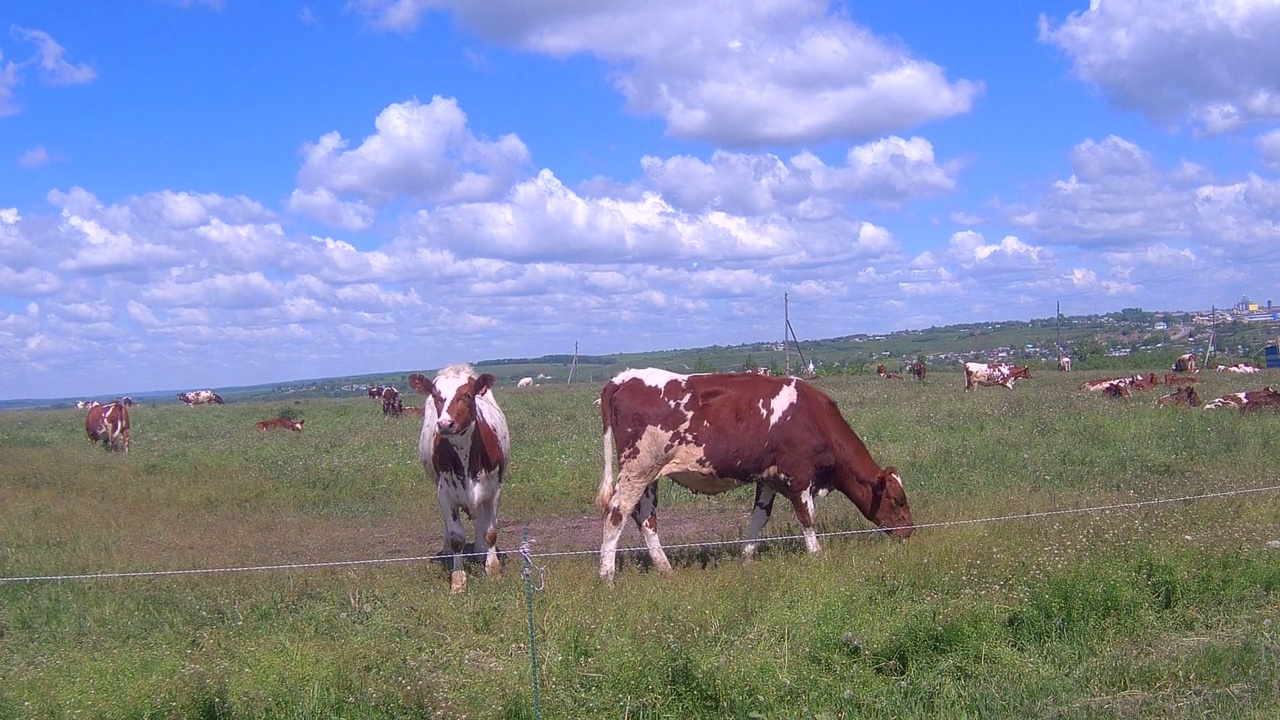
[1, 370, 1278, 718]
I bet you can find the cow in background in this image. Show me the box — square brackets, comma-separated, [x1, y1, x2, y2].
[963, 362, 1031, 390]
[178, 390, 224, 406]
[909, 360, 926, 381]
[1079, 373, 1162, 394]
[367, 385, 385, 399]
[1173, 353, 1198, 373]
[1058, 357, 1072, 372]
[75, 400, 94, 409]
[1204, 386, 1280, 412]
[85, 400, 130, 452]
[1216, 363, 1260, 374]
[402, 406, 426, 417]
[595, 368, 911, 583]
[256, 416, 304, 433]
[378, 386, 403, 416]
[409, 365, 511, 594]
[117, 396, 135, 407]
[876, 364, 902, 380]
[1157, 386, 1201, 408]
[517, 377, 534, 388]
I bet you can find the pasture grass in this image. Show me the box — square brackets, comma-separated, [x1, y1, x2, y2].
[1, 370, 1278, 718]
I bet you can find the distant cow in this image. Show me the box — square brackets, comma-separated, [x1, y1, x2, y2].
[409, 365, 511, 594]
[117, 396, 135, 407]
[1173, 353, 1198, 373]
[963, 362, 1031, 390]
[1204, 386, 1280, 412]
[402, 406, 426, 417]
[1079, 373, 1161, 394]
[255, 416, 304, 433]
[517, 377, 534, 388]
[1164, 374, 1200, 386]
[75, 400, 94, 410]
[178, 390, 223, 406]
[85, 400, 130, 452]
[367, 385, 385, 399]
[1157, 386, 1201, 408]
[909, 360, 926, 381]
[1216, 363, 1260, 374]
[595, 368, 912, 583]
[1058, 357, 1072, 372]
[378, 386, 402, 416]
[876, 364, 902, 380]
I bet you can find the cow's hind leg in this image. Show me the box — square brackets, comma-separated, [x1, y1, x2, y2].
[600, 467, 660, 583]
[630, 482, 672, 576]
[742, 483, 777, 561]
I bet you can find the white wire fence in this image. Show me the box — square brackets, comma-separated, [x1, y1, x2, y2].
[3, 483, 1278, 584]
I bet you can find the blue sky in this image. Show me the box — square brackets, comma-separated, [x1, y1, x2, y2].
[4, 0, 1280, 400]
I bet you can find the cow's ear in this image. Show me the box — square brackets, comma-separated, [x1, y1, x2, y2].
[475, 374, 496, 396]
[408, 373, 431, 395]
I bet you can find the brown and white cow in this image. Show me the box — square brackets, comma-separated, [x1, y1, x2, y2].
[1204, 386, 1280, 412]
[1157, 385, 1201, 408]
[85, 400, 130, 452]
[409, 365, 511, 594]
[378, 386, 403, 416]
[1058, 357, 1072, 372]
[255, 416, 304, 432]
[908, 360, 926, 381]
[1079, 373, 1162, 395]
[367, 384, 385, 399]
[1173, 353, 1198, 373]
[875, 363, 903, 380]
[178, 389, 224, 406]
[595, 368, 912, 583]
[963, 362, 1031, 390]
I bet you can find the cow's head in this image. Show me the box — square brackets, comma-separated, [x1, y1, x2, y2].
[1010, 366, 1032, 380]
[868, 467, 912, 538]
[409, 368, 497, 436]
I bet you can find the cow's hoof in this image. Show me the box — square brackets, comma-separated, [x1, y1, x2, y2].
[450, 570, 468, 594]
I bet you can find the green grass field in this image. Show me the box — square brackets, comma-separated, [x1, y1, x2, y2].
[2, 370, 1279, 719]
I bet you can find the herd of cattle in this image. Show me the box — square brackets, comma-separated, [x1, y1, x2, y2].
[70, 351, 1276, 591]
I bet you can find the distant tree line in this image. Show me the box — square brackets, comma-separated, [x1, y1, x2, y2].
[474, 354, 614, 367]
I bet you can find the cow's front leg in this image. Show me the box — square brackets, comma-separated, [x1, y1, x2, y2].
[788, 486, 822, 554]
[438, 492, 468, 593]
[631, 482, 672, 576]
[473, 486, 502, 579]
[742, 483, 777, 561]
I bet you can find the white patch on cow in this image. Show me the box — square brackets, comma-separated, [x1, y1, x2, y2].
[764, 380, 798, 428]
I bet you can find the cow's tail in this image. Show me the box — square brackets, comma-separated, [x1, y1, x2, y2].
[596, 382, 618, 512]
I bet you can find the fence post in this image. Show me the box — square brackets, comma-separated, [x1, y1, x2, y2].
[521, 528, 542, 719]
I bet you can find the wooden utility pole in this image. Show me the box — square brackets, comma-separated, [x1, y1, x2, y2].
[1205, 306, 1215, 367]
[784, 292, 790, 376]
[1056, 300, 1062, 363]
[568, 341, 579, 384]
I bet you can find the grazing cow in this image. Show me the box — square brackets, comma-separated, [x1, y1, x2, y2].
[1164, 373, 1200, 386]
[1204, 386, 1280, 412]
[378, 386, 403, 416]
[1173, 353, 1198, 373]
[595, 369, 912, 583]
[1157, 386, 1202, 408]
[1216, 363, 1260, 374]
[178, 390, 224, 406]
[85, 400, 130, 452]
[409, 365, 511, 594]
[963, 362, 1031, 390]
[255, 416, 304, 433]
[909, 360, 926, 381]
[517, 377, 534, 388]
[1058, 357, 1072, 372]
